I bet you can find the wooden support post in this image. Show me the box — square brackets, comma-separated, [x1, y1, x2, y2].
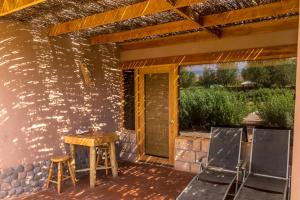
[291, 8, 300, 200]
[109, 142, 118, 178]
[89, 146, 96, 188]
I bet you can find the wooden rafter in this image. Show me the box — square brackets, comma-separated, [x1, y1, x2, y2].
[91, 0, 299, 45]
[0, 0, 45, 16]
[90, 20, 199, 45]
[120, 15, 299, 51]
[167, 1, 222, 38]
[48, 0, 207, 36]
[121, 45, 297, 69]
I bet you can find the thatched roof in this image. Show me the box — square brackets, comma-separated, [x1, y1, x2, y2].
[1, 0, 298, 40]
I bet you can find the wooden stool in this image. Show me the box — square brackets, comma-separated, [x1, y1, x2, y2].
[96, 144, 111, 175]
[46, 155, 76, 193]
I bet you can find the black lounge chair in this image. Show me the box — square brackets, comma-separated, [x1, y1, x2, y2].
[234, 129, 291, 200]
[177, 127, 243, 200]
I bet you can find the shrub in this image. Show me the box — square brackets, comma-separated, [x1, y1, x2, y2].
[258, 93, 295, 128]
[179, 88, 247, 130]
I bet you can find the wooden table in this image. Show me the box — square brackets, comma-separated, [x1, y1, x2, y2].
[64, 131, 119, 188]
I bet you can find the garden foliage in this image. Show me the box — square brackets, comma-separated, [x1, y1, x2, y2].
[179, 88, 295, 130]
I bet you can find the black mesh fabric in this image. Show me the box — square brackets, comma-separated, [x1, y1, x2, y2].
[177, 176, 230, 200]
[208, 127, 243, 171]
[244, 175, 287, 193]
[197, 169, 236, 184]
[250, 129, 290, 178]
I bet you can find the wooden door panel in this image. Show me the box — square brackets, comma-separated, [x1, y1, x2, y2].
[145, 73, 169, 158]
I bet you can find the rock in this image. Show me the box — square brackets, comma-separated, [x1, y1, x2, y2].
[18, 172, 27, 180]
[24, 164, 34, 172]
[11, 180, 21, 187]
[38, 180, 45, 187]
[33, 167, 41, 174]
[34, 174, 42, 181]
[0, 168, 14, 179]
[20, 180, 26, 187]
[14, 165, 24, 173]
[23, 186, 31, 193]
[30, 180, 39, 187]
[1, 182, 12, 191]
[15, 186, 24, 195]
[8, 188, 16, 196]
[2, 176, 12, 183]
[33, 162, 41, 168]
[0, 191, 7, 199]
[45, 160, 51, 167]
[32, 187, 41, 192]
[11, 172, 18, 180]
[26, 171, 34, 180]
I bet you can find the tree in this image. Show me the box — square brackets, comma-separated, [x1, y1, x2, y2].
[199, 67, 216, 87]
[242, 59, 296, 88]
[242, 66, 271, 87]
[269, 64, 296, 87]
[215, 66, 238, 86]
[180, 69, 196, 88]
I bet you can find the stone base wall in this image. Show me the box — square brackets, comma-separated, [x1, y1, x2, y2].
[0, 149, 93, 199]
[119, 129, 138, 163]
[0, 161, 49, 199]
[175, 136, 210, 174]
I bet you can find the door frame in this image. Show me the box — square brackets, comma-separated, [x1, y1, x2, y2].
[134, 64, 179, 165]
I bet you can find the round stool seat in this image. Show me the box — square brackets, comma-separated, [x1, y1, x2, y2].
[51, 155, 70, 162]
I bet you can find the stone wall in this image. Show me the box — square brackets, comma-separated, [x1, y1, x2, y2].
[119, 130, 138, 163]
[0, 161, 49, 199]
[175, 136, 210, 174]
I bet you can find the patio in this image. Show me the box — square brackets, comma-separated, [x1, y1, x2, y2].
[0, 0, 300, 199]
[16, 162, 194, 200]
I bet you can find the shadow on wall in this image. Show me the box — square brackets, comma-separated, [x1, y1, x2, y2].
[0, 20, 121, 169]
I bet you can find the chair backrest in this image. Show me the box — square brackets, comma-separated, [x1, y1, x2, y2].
[250, 129, 290, 179]
[208, 127, 243, 171]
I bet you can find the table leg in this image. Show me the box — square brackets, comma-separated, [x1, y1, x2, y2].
[90, 146, 96, 188]
[109, 141, 118, 178]
[69, 144, 77, 181]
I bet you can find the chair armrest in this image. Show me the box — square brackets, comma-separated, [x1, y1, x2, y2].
[197, 155, 207, 163]
[236, 160, 248, 170]
[197, 155, 208, 171]
[236, 160, 249, 183]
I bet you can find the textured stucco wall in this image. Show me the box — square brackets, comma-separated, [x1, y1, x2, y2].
[0, 19, 121, 169]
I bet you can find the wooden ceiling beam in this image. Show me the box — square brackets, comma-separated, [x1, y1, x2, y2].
[202, 0, 299, 28]
[90, 0, 298, 45]
[121, 45, 297, 69]
[90, 20, 200, 45]
[0, 0, 45, 16]
[119, 15, 299, 51]
[48, 0, 206, 36]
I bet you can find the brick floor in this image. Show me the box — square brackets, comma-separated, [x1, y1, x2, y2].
[16, 162, 194, 200]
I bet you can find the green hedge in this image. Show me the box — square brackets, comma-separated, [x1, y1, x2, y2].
[179, 88, 295, 130]
[258, 93, 295, 128]
[179, 88, 247, 130]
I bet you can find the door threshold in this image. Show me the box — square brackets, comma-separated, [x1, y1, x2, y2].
[139, 155, 173, 166]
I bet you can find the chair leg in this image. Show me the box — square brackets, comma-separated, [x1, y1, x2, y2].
[104, 148, 109, 175]
[57, 162, 62, 193]
[46, 161, 54, 189]
[96, 148, 102, 167]
[67, 160, 76, 187]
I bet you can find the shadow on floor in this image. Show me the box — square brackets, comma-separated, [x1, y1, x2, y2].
[17, 161, 194, 200]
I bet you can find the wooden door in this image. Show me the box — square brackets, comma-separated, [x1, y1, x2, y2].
[135, 65, 179, 165]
